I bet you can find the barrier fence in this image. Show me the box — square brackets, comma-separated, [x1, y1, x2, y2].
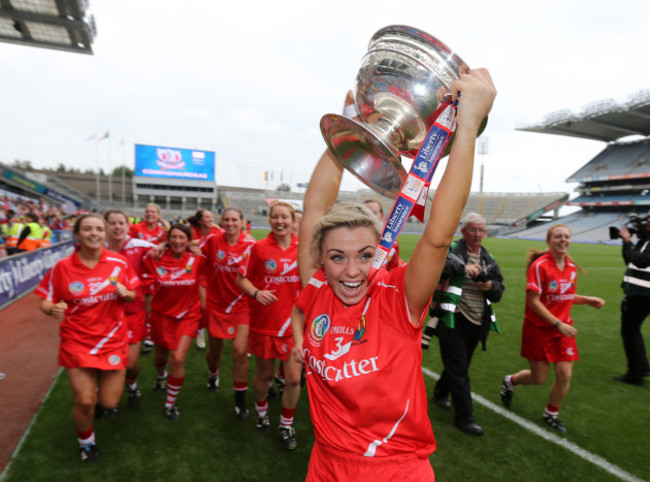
[0, 238, 75, 309]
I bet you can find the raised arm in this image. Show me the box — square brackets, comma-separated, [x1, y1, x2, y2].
[405, 69, 496, 322]
[299, 92, 354, 286]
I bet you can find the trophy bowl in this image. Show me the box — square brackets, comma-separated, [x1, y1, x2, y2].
[321, 25, 483, 199]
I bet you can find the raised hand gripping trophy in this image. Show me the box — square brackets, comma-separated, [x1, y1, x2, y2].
[320, 25, 485, 199]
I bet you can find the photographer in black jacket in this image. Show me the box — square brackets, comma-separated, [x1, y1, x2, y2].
[615, 210, 650, 386]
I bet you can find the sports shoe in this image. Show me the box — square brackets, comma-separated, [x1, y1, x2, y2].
[543, 415, 567, 433]
[500, 377, 514, 408]
[613, 375, 644, 386]
[256, 414, 270, 433]
[275, 375, 286, 395]
[279, 426, 297, 450]
[196, 330, 206, 349]
[141, 342, 154, 354]
[104, 406, 119, 419]
[432, 396, 451, 410]
[207, 376, 220, 393]
[234, 404, 251, 421]
[164, 404, 180, 421]
[267, 384, 278, 400]
[127, 386, 141, 408]
[80, 443, 101, 462]
[154, 375, 167, 392]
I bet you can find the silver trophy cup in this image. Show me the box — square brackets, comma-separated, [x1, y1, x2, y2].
[321, 25, 484, 198]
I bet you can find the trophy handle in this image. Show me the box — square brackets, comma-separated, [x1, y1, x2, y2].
[321, 114, 407, 199]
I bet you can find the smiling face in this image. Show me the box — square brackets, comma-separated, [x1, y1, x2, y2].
[75, 216, 106, 251]
[221, 209, 243, 238]
[106, 212, 129, 242]
[546, 225, 571, 258]
[269, 204, 293, 238]
[199, 210, 214, 228]
[144, 205, 160, 225]
[168, 227, 190, 256]
[321, 226, 378, 306]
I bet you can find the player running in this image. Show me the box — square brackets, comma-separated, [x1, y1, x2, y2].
[105, 209, 155, 409]
[141, 223, 208, 421]
[200, 207, 255, 418]
[36, 213, 138, 462]
[236, 201, 302, 450]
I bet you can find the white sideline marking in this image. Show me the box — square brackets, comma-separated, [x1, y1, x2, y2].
[421, 367, 643, 482]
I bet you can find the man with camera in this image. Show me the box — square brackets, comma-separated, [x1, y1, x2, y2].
[615, 210, 650, 386]
[426, 213, 504, 436]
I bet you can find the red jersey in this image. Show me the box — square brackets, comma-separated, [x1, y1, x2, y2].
[202, 231, 255, 314]
[296, 265, 435, 458]
[238, 233, 300, 337]
[110, 236, 155, 315]
[141, 250, 207, 319]
[192, 225, 224, 247]
[35, 249, 139, 367]
[129, 221, 167, 243]
[525, 252, 578, 328]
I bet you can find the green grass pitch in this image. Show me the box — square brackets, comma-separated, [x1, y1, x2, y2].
[3, 233, 648, 481]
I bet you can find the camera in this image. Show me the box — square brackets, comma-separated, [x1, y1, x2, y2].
[475, 271, 491, 283]
[609, 214, 649, 240]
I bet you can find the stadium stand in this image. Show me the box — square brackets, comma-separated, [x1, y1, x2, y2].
[514, 89, 650, 243]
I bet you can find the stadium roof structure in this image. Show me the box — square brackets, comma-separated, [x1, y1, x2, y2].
[517, 89, 650, 142]
[0, 0, 95, 54]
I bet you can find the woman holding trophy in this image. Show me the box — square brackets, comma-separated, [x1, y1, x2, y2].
[291, 26, 496, 480]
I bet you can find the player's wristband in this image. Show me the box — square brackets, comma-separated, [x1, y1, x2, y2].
[554, 321, 561, 328]
[253, 290, 259, 300]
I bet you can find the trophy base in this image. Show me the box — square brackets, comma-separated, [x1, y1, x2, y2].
[320, 114, 407, 199]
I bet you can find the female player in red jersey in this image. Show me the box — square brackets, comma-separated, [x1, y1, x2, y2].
[36, 213, 138, 462]
[291, 73, 497, 481]
[187, 209, 223, 349]
[236, 201, 302, 450]
[105, 209, 155, 409]
[141, 223, 208, 421]
[500, 225, 605, 433]
[200, 207, 255, 417]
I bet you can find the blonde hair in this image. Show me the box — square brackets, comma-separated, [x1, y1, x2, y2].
[310, 202, 382, 267]
[269, 200, 295, 220]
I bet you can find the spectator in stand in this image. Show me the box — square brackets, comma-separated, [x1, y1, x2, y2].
[1, 209, 23, 255]
[201, 207, 256, 419]
[141, 223, 208, 421]
[35, 213, 138, 462]
[500, 225, 605, 433]
[363, 199, 404, 270]
[292, 209, 303, 236]
[105, 209, 156, 409]
[236, 201, 302, 450]
[39, 216, 53, 248]
[16, 212, 43, 252]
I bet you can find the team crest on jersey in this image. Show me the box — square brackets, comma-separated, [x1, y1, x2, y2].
[69, 281, 84, 294]
[264, 259, 277, 272]
[156, 267, 168, 277]
[548, 280, 558, 292]
[217, 250, 225, 260]
[310, 314, 330, 345]
[353, 315, 366, 342]
[108, 354, 121, 366]
[109, 276, 118, 286]
[185, 264, 192, 273]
